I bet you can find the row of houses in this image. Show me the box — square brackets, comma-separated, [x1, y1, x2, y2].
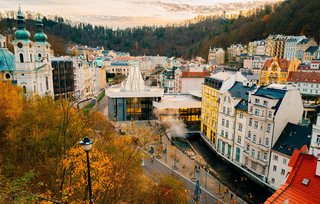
[201, 70, 320, 190]
[247, 34, 319, 63]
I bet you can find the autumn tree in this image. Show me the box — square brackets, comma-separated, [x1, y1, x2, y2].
[146, 175, 190, 204]
[0, 81, 23, 135]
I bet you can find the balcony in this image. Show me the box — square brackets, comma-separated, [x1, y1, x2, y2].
[244, 152, 268, 167]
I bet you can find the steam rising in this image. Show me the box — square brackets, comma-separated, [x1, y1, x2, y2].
[153, 108, 188, 138]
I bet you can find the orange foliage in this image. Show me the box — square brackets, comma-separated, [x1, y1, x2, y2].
[57, 140, 115, 203]
[0, 81, 23, 131]
[261, 14, 270, 22]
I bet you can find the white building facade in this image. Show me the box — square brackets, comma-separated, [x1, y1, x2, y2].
[11, 9, 54, 97]
[243, 84, 303, 182]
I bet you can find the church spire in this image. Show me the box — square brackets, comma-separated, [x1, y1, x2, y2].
[14, 5, 31, 41]
[34, 14, 47, 43]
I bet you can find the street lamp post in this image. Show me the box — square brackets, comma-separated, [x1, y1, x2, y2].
[79, 137, 94, 204]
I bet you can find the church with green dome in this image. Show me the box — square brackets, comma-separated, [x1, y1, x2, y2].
[0, 6, 54, 97]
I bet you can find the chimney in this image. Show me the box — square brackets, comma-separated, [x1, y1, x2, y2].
[316, 157, 320, 177]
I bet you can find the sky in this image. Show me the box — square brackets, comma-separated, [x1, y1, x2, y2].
[0, 0, 280, 28]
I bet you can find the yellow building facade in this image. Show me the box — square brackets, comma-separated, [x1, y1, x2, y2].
[259, 57, 300, 86]
[201, 78, 221, 145]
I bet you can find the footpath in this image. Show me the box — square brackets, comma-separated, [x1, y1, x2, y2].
[148, 130, 246, 204]
[114, 121, 247, 204]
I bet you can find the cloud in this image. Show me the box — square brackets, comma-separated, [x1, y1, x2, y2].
[132, 0, 277, 15]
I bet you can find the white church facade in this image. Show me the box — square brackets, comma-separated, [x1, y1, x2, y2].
[0, 7, 54, 97]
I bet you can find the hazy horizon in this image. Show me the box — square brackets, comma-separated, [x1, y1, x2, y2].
[0, 0, 281, 28]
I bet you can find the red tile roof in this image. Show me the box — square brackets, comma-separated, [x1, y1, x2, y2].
[287, 71, 320, 83]
[262, 58, 290, 71]
[298, 64, 311, 70]
[265, 153, 320, 204]
[181, 68, 211, 78]
[116, 57, 138, 61]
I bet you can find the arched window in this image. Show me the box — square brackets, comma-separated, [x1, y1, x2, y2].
[38, 53, 42, 58]
[34, 85, 36, 92]
[30, 54, 33, 62]
[23, 86, 26, 93]
[19, 53, 24, 63]
[46, 76, 49, 90]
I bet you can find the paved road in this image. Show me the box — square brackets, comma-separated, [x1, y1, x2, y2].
[143, 157, 223, 204]
[90, 93, 108, 117]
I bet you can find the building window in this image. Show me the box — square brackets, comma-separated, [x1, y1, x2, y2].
[224, 96, 226, 102]
[19, 53, 24, 63]
[237, 136, 241, 143]
[273, 165, 277, 172]
[251, 149, 255, 157]
[223, 106, 226, 113]
[266, 138, 269, 147]
[253, 135, 257, 143]
[238, 123, 243, 131]
[283, 158, 287, 165]
[46, 76, 49, 90]
[273, 155, 278, 161]
[249, 118, 252, 126]
[250, 106, 253, 112]
[255, 109, 260, 116]
[30, 54, 32, 62]
[248, 131, 251, 139]
[227, 107, 230, 115]
[267, 124, 271, 132]
[225, 131, 229, 139]
[268, 111, 272, 118]
[236, 147, 240, 162]
[23, 86, 26, 93]
[281, 169, 285, 175]
[257, 151, 260, 159]
[226, 120, 229, 127]
[271, 178, 275, 184]
[239, 112, 243, 118]
[247, 145, 250, 152]
[255, 98, 260, 103]
[264, 153, 267, 161]
[254, 121, 258, 129]
[263, 101, 268, 106]
[222, 119, 225, 126]
[221, 130, 224, 137]
[316, 135, 320, 144]
[251, 162, 257, 170]
[228, 97, 231, 103]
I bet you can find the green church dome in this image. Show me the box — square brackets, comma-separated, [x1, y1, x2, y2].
[15, 29, 31, 40]
[34, 14, 47, 43]
[34, 32, 47, 42]
[14, 6, 31, 41]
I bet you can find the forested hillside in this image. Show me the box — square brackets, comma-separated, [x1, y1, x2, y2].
[0, 0, 319, 59]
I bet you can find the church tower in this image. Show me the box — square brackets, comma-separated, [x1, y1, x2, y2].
[34, 14, 50, 64]
[12, 6, 33, 71]
[12, 6, 54, 97]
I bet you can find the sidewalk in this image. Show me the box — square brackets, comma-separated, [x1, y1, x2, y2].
[113, 121, 246, 203]
[149, 128, 246, 204]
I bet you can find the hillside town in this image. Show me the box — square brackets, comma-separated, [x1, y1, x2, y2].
[1, 6, 320, 204]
